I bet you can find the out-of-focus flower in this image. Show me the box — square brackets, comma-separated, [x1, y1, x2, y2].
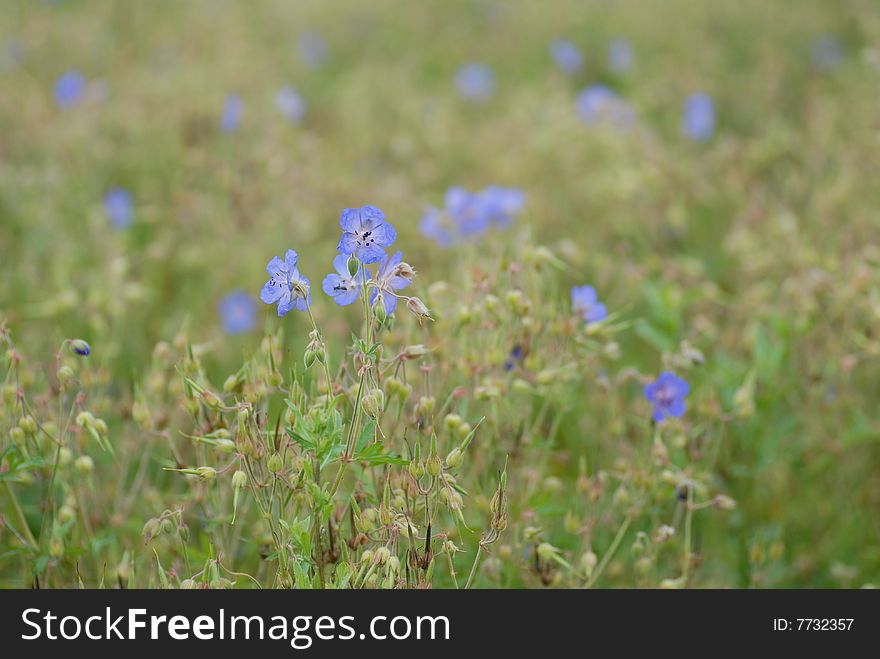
[219, 290, 257, 334]
[337, 205, 397, 263]
[54, 71, 86, 109]
[608, 38, 633, 73]
[550, 39, 582, 74]
[455, 63, 495, 102]
[322, 254, 365, 307]
[260, 249, 312, 316]
[104, 188, 134, 229]
[298, 31, 328, 69]
[644, 372, 690, 423]
[682, 92, 715, 141]
[371, 251, 413, 315]
[421, 186, 526, 247]
[571, 285, 607, 325]
[275, 86, 306, 123]
[504, 344, 524, 371]
[811, 35, 843, 70]
[70, 339, 91, 356]
[575, 84, 634, 128]
[420, 206, 456, 248]
[220, 93, 243, 133]
[481, 186, 525, 228]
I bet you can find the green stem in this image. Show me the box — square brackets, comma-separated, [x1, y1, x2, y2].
[585, 514, 633, 588]
[3, 481, 37, 549]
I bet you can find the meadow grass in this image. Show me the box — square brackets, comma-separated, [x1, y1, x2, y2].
[1, 0, 879, 588]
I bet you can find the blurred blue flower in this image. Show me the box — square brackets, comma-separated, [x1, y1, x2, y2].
[503, 344, 523, 371]
[322, 254, 365, 307]
[337, 205, 397, 263]
[811, 35, 843, 71]
[103, 188, 134, 230]
[576, 84, 634, 128]
[419, 206, 456, 248]
[481, 185, 525, 228]
[54, 71, 86, 109]
[455, 63, 495, 103]
[298, 31, 328, 69]
[219, 290, 257, 334]
[260, 249, 312, 316]
[550, 39, 582, 74]
[608, 38, 633, 73]
[446, 186, 490, 237]
[571, 285, 607, 325]
[220, 93, 243, 133]
[682, 92, 715, 141]
[275, 86, 306, 123]
[70, 339, 91, 356]
[644, 371, 690, 423]
[370, 251, 412, 315]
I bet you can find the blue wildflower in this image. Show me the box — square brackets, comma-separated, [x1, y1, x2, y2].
[70, 339, 91, 356]
[446, 186, 490, 237]
[644, 372, 690, 423]
[550, 39, 582, 75]
[54, 71, 86, 109]
[481, 186, 525, 228]
[419, 206, 457, 248]
[682, 93, 715, 141]
[322, 254, 365, 307]
[220, 93, 243, 133]
[260, 249, 312, 316]
[608, 38, 633, 73]
[455, 63, 495, 103]
[370, 251, 413, 315]
[576, 84, 634, 128]
[504, 344, 524, 371]
[275, 86, 306, 123]
[104, 188, 134, 230]
[571, 285, 607, 325]
[219, 290, 257, 334]
[298, 31, 328, 69]
[337, 205, 397, 264]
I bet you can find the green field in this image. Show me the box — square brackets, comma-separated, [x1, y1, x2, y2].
[1, 0, 879, 589]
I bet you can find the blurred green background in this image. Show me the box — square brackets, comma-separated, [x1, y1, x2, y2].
[2, 0, 880, 587]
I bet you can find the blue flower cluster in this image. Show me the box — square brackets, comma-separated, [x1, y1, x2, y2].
[420, 186, 525, 248]
[261, 205, 420, 319]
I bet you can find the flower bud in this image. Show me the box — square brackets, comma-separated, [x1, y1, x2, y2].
[375, 546, 391, 566]
[580, 551, 598, 577]
[9, 426, 25, 447]
[406, 296, 433, 321]
[426, 454, 442, 477]
[402, 344, 428, 359]
[74, 455, 94, 474]
[58, 504, 76, 523]
[373, 300, 387, 324]
[195, 466, 217, 481]
[347, 257, 360, 278]
[304, 349, 316, 368]
[408, 460, 425, 480]
[362, 389, 385, 418]
[714, 494, 737, 510]
[20, 415, 37, 435]
[268, 452, 283, 473]
[180, 579, 197, 589]
[69, 339, 91, 356]
[232, 469, 247, 489]
[58, 365, 75, 387]
[445, 446, 463, 469]
[223, 375, 241, 393]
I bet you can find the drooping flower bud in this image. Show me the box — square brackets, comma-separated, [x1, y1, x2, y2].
[69, 339, 91, 356]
